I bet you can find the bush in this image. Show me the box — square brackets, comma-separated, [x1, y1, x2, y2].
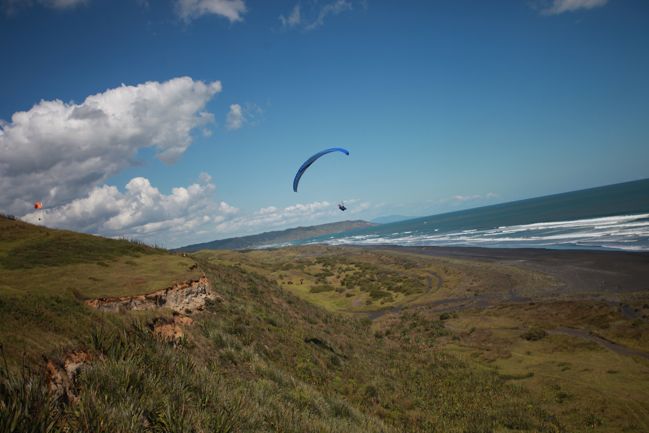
[520, 328, 547, 341]
[310, 285, 335, 293]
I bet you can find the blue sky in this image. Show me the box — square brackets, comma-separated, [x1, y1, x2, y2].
[1, 0, 648, 247]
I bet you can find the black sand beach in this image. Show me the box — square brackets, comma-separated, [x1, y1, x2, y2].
[362, 245, 649, 295]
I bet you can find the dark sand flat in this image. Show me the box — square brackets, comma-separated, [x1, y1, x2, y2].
[359, 245, 649, 295]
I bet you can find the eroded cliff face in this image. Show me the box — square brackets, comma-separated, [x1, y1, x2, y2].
[85, 276, 219, 314]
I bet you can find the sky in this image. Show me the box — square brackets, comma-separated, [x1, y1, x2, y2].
[1, 0, 648, 248]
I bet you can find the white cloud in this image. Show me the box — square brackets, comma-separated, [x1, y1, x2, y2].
[218, 200, 239, 215]
[22, 191, 363, 247]
[280, 0, 353, 31]
[452, 194, 482, 203]
[306, 0, 351, 30]
[215, 201, 340, 237]
[22, 174, 239, 248]
[226, 104, 243, 130]
[279, 4, 301, 28]
[176, 0, 246, 22]
[19, 170, 369, 245]
[0, 77, 221, 216]
[3, 0, 86, 13]
[42, 0, 86, 8]
[225, 102, 263, 130]
[541, 0, 608, 15]
[445, 192, 500, 204]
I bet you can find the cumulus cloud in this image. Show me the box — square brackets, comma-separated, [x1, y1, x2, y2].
[226, 104, 243, 130]
[22, 174, 239, 248]
[225, 102, 263, 130]
[176, 0, 246, 22]
[0, 77, 221, 216]
[22, 189, 365, 247]
[215, 201, 339, 237]
[541, 0, 608, 15]
[213, 199, 371, 239]
[279, 0, 353, 31]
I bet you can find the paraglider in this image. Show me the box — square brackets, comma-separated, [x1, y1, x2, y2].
[34, 201, 43, 221]
[292, 147, 349, 193]
[293, 147, 350, 210]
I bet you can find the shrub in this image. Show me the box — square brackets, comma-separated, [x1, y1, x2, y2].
[520, 328, 547, 341]
[310, 285, 335, 293]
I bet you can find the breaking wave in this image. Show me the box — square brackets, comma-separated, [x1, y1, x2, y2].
[306, 213, 649, 251]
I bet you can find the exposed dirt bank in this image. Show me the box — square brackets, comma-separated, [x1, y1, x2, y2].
[85, 276, 218, 314]
[150, 314, 194, 344]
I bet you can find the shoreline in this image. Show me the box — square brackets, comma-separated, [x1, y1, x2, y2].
[352, 244, 649, 295]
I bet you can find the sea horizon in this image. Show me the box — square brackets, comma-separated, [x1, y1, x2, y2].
[281, 178, 649, 252]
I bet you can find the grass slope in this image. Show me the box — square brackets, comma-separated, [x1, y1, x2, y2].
[0, 216, 200, 363]
[196, 246, 557, 313]
[2, 218, 648, 432]
[2, 255, 562, 433]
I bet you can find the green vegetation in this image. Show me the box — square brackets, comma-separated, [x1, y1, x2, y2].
[0, 217, 199, 300]
[0, 216, 162, 264]
[194, 246, 561, 314]
[1, 256, 563, 432]
[521, 327, 547, 341]
[2, 216, 649, 432]
[0, 216, 199, 363]
[439, 302, 649, 433]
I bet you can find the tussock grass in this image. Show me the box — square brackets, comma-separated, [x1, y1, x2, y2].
[0, 348, 62, 433]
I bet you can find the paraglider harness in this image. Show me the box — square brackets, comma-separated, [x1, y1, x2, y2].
[338, 202, 347, 211]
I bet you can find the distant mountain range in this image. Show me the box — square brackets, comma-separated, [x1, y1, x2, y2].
[175, 220, 377, 252]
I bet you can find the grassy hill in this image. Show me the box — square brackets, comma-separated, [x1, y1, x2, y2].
[0, 215, 201, 364]
[2, 215, 648, 432]
[175, 220, 376, 251]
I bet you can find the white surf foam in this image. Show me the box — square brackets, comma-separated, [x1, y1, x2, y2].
[315, 212, 649, 251]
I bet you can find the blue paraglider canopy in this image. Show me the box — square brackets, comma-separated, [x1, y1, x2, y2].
[292, 147, 349, 192]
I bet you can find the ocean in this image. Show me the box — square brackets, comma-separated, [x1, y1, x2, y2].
[293, 178, 649, 252]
